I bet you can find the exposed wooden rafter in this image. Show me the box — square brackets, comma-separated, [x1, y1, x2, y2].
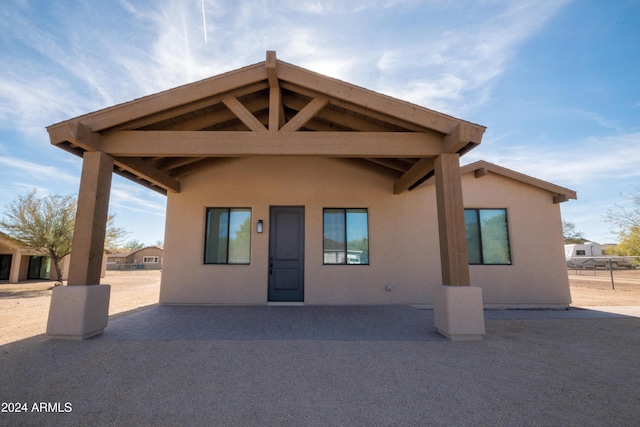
[114, 157, 181, 193]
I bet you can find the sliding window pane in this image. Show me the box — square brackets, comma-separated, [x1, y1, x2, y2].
[346, 209, 369, 264]
[465, 210, 482, 264]
[228, 209, 251, 264]
[479, 209, 511, 264]
[205, 208, 229, 264]
[324, 209, 346, 264]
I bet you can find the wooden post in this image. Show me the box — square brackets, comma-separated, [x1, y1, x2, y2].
[47, 150, 114, 339]
[68, 151, 114, 286]
[433, 153, 485, 340]
[434, 153, 470, 286]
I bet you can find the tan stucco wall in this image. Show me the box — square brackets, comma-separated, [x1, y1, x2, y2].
[128, 247, 163, 270]
[459, 173, 571, 307]
[160, 157, 570, 307]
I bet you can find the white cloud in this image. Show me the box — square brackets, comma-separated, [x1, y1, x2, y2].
[109, 181, 166, 217]
[374, 0, 572, 114]
[0, 156, 79, 186]
[464, 132, 640, 187]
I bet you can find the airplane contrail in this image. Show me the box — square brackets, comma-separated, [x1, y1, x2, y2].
[201, 0, 208, 44]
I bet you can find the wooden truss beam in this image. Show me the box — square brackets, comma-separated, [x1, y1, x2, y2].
[101, 131, 444, 158]
[280, 96, 329, 132]
[393, 157, 436, 194]
[222, 96, 267, 132]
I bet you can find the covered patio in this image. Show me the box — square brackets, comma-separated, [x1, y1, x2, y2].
[46, 51, 486, 340]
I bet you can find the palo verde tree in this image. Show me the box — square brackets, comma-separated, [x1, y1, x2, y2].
[0, 190, 128, 285]
[605, 188, 640, 256]
[562, 220, 586, 244]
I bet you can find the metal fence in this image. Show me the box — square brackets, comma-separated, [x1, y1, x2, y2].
[567, 256, 640, 289]
[106, 263, 160, 272]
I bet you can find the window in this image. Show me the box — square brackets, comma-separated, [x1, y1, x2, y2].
[323, 208, 369, 265]
[0, 254, 12, 281]
[204, 208, 251, 264]
[464, 209, 511, 265]
[143, 256, 159, 263]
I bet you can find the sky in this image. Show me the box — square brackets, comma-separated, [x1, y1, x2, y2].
[0, 0, 638, 246]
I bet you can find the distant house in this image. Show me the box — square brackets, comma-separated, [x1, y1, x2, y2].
[0, 232, 70, 283]
[106, 246, 163, 270]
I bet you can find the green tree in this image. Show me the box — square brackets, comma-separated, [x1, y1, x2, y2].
[606, 189, 640, 256]
[0, 190, 129, 285]
[0, 191, 75, 285]
[615, 227, 640, 256]
[563, 220, 586, 244]
[104, 214, 130, 252]
[122, 239, 145, 253]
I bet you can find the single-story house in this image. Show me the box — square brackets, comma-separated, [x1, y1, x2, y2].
[106, 246, 163, 270]
[44, 51, 575, 340]
[0, 232, 71, 283]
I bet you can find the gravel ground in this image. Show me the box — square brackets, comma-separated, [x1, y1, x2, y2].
[568, 273, 640, 306]
[0, 271, 160, 346]
[0, 272, 639, 426]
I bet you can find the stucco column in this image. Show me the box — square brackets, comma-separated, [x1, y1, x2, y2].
[47, 151, 113, 339]
[9, 248, 21, 283]
[433, 153, 485, 340]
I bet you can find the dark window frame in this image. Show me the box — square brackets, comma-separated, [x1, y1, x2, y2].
[323, 208, 369, 265]
[204, 207, 252, 265]
[465, 208, 512, 266]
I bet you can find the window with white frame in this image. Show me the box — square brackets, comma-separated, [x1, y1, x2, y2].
[143, 256, 159, 263]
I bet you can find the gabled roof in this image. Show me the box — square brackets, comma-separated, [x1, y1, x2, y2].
[426, 160, 576, 204]
[0, 231, 24, 250]
[47, 51, 486, 195]
[128, 245, 164, 257]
